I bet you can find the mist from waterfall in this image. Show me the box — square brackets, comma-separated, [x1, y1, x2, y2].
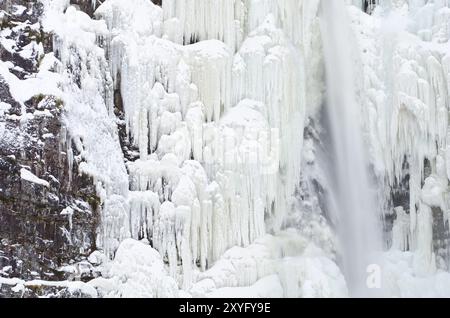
[320, 0, 383, 297]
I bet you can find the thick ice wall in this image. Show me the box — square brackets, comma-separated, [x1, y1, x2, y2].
[34, 0, 450, 297]
[41, 0, 327, 293]
[349, 1, 450, 273]
[92, 0, 319, 285]
[162, 0, 246, 51]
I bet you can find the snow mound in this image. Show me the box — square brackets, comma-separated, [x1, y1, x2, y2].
[89, 239, 179, 298]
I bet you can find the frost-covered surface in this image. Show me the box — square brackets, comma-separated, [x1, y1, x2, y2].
[33, 0, 343, 297]
[190, 230, 347, 298]
[85, 231, 346, 298]
[349, 0, 450, 296]
[88, 239, 179, 297]
[3, 0, 450, 298]
[0, 276, 98, 298]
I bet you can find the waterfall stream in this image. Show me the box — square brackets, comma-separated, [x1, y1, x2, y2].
[320, 0, 383, 297]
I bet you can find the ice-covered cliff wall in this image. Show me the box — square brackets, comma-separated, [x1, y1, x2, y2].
[40, 0, 450, 297]
[36, 0, 344, 297]
[96, 0, 329, 294]
[3, 0, 450, 298]
[0, 0, 104, 297]
[349, 0, 450, 295]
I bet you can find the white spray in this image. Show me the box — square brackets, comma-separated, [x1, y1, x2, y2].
[320, 0, 383, 297]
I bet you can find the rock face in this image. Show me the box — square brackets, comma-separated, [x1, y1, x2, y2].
[0, 1, 163, 296]
[0, 0, 99, 293]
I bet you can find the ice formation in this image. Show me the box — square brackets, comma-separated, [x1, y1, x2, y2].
[347, 0, 450, 296]
[36, 0, 336, 297]
[22, 0, 450, 298]
[350, 1, 448, 247]
[96, 0, 319, 290]
[89, 239, 179, 297]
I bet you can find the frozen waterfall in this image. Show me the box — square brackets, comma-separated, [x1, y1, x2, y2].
[320, 0, 383, 297]
[9, 0, 446, 298]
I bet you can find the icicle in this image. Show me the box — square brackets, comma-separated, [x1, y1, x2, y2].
[45, 0, 323, 292]
[162, 0, 246, 52]
[413, 203, 436, 275]
[392, 207, 410, 251]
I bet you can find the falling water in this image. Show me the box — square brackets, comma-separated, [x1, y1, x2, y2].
[320, 0, 383, 297]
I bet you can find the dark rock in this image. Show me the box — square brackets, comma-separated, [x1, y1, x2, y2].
[0, 0, 100, 292]
[0, 93, 100, 282]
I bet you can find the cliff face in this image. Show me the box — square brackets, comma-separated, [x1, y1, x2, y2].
[1, 0, 450, 298]
[0, 0, 166, 298]
[1, 0, 335, 298]
[0, 0, 100, 297]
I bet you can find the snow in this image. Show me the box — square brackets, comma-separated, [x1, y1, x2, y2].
[190, 231, 347, 298]
[42, 2, 129, 194]
[421, 174, 447, 209]
[74, 0, 319, 290]
[207, 275, 284, 298]
[29, 0, 450, 298]
[162, 0, 245, 51]
[0, 37, 16, 53]
[32, 0, 339, 298]
[382, 250, 450, 297]
[88, 239, 178, 298]
[348, 0, 450, 297]
[0, 15, 61, 124]
[0, 102, 11, 116]
[20, 168, 49, 187]
[0, 60, 61, 109]
[0, 276, 98, 298]
[96, 0, 163, 37]
[60, 207, 74, 231]
[12, 5, 26, 16]
[84, 229, 347, 298]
